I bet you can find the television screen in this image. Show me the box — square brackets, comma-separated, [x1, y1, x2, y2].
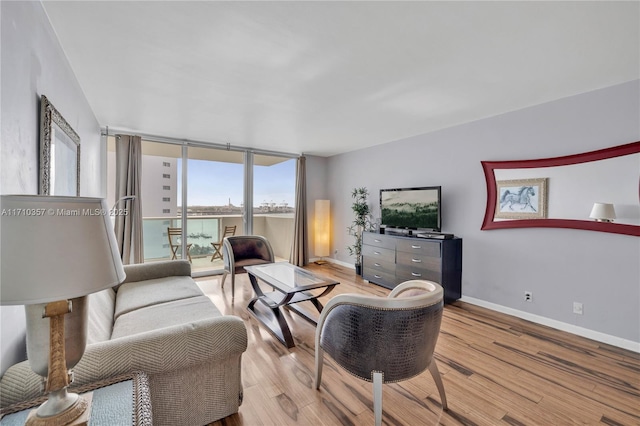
[380, 186, 441, 232]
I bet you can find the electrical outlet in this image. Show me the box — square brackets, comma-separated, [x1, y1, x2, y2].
[524, 291, 532, 302]
[573, 302, 583, 315]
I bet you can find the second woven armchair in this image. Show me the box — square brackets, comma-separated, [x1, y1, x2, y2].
[315, 280, 448, 426]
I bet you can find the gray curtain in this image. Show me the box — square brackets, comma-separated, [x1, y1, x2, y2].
[289, 156, 308, 266]
[114, 134, 143, 264]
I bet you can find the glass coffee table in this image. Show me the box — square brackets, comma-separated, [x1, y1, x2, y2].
[244, 262, 340, 348]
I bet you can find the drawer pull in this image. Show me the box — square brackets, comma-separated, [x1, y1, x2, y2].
[374, 274, 382, 279]
[411, 245, 422, 249]
[411, 272, 422, 277]
[411, 258, 422, 263]
[374, 251, 381, 255]
[374, 239, 382, 243]
[374, 263, 381, 267]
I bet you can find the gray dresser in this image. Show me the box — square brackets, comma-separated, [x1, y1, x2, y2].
[362, 231, 462, 303]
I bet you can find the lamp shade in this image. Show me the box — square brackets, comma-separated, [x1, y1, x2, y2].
[0, 195, 126, 305]
[589, 202, 616, 221]
[314, 199, 330, 258]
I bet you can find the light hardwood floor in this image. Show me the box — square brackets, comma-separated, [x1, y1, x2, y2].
[196, 263, 640, 426]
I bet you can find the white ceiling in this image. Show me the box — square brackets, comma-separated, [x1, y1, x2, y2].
[42, 1, 639, 157]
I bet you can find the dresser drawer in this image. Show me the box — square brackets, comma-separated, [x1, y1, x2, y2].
[363, 232, 396, 250]
[363, 268, 396, 288]
[396, 265, 441, 283]
[396, 239, 441, 258]
[363, 256, 396, 287]
[362, 244, 395, 263]
[363, 272, 396, 289]
[363, 256, 396, 274]
[396, 251, 442, 271]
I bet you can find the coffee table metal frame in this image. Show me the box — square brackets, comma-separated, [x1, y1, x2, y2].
[244, 262, 339, 348]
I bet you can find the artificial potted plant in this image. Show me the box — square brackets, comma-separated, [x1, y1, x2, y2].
[346, 187, 373, 275]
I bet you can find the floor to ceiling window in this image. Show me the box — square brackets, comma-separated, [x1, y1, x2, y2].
[107, 136, 296, 275]
[253, 154, 296, 262]
[184, 146, 245, 275]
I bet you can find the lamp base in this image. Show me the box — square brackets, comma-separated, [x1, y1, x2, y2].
[26, 393, 92, 426]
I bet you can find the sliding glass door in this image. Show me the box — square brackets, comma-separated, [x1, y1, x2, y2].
[139, 141, 183, 262]
[108, 136, 297, 275]
[253, 154, 296, 262]
[185, 147, 245, 275]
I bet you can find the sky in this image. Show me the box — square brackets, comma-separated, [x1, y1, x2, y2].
[177, 158, 296, 207]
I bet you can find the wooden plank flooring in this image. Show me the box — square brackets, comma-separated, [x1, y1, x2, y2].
[195, 263, 640, 426]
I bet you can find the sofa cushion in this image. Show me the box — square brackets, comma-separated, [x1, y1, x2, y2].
[87, 289, 116, 344]
[114, 276, 204, 320]
[111, 296, 222, 339]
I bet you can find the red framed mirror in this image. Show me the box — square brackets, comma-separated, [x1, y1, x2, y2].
[481, 141, 640, 236]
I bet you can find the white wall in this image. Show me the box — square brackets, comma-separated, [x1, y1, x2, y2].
[326, 80, 640, 347]
[1, 2, 103, 374]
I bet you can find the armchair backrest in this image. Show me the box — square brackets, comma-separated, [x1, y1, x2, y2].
[223, 235, 275, 266]
[316, 280, 444, 383]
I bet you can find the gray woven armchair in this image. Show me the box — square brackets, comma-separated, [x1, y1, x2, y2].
[315, 280, 448, 426]
[221, 235, 275, 298]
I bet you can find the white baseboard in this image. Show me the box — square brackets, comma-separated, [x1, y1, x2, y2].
[460, 296, 640, 353]
[304, 261, 640, 353]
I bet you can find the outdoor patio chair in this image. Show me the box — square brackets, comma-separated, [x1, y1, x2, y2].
[211, 225, 237, 261]
[167, 227, 192, 263]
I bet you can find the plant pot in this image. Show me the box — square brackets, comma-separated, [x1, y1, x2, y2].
[355, 264, 362, 275]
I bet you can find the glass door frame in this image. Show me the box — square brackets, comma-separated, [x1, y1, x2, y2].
[105, 129, 298, 275]
[243, 151, 254, 235]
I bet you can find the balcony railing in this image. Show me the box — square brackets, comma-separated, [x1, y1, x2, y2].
[143, 214, 294, 273]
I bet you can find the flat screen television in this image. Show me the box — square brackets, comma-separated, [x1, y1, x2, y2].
[380, 186, 441, 232]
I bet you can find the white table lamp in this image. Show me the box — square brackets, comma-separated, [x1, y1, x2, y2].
[0, 195, 125, 425]
[589, 202, 616, 222]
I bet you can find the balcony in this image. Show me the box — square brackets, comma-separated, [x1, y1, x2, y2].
[143, 213, 294, 275]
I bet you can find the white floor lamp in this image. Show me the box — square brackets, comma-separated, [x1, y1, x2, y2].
[314, 200, 330, 264]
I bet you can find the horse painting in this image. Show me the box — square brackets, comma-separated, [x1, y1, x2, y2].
[500, 186, 537, 212]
